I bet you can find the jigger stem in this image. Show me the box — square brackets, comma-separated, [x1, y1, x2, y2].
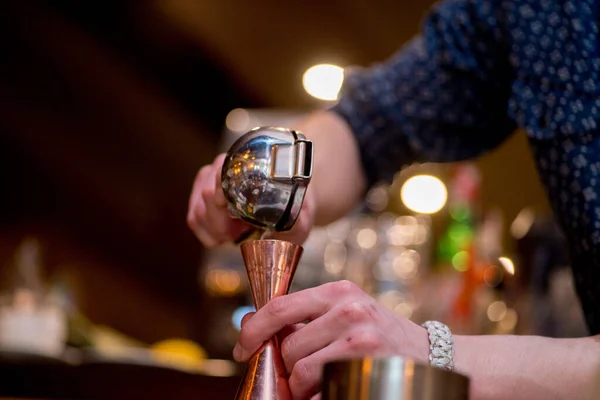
[235, 338, 290, 400]
[235, 239, 303, 400]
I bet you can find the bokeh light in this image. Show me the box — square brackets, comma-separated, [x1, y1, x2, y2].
[302, 64, 344, 101]
[400, 175, 447, 214]
[225, 108, 251, 132]
[499, 256, 515, 275]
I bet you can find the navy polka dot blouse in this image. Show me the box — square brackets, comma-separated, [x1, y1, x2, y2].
[331, 0, 600, 335]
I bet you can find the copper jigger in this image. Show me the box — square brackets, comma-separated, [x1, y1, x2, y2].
[235, 239, 303, 400]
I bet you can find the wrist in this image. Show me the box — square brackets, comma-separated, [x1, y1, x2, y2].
[451, 334, 600, 400]
[453, 334, 530, 400]
[453, 334, 501, 399]
[421, 321, 455, 371]
[401, 321, 432, 366]
[453, 335, 474, 375]
[414, 324, 431, 365]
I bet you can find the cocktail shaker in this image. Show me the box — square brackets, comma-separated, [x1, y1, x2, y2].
[221, 126, 313, 239]
[321, 356, 470, 400]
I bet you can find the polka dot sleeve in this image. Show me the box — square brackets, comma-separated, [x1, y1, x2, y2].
[330, 0, 517, 190]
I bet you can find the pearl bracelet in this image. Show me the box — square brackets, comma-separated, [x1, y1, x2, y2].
[421, 320, 455, 371]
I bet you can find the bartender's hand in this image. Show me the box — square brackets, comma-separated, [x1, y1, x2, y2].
[187, 154, 316, 247]
[233, 281, 429, 400]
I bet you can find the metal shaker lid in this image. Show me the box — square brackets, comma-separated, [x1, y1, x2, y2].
[221, 126, 313, 232]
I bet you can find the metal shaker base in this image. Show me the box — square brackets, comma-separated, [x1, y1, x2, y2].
[321, 356, 470, 400]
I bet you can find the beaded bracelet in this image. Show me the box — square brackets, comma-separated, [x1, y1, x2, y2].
[421, 320, 455, 371]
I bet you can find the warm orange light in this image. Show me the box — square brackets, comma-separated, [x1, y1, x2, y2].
[302, 64, 344, 101]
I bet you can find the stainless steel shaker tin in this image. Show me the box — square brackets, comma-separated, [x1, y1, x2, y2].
[321, 356, 470, 400]
[221, 126, 313, 232]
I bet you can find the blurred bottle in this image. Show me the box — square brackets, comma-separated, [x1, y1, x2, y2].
[0, 237, 66, 356]
[437, 164, 480, 270]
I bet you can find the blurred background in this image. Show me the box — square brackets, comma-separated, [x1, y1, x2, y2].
[0, 0, 589, 399]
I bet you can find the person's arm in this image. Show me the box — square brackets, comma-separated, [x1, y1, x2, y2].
[292, 111, 367, 226]
[188, 0, 517, 246]
[291, 0, 517, 227]
[455, 334, 600, 399]
[234, 281, 600, 400]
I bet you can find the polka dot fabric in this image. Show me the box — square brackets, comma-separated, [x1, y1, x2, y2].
[331, 0, 600, 334]
[530, 135, 600, 334]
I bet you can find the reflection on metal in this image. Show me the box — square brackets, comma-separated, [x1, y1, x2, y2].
[221, 127, 313, 238]
[322, 356, 469, 400]
[235, 239, 303, 400]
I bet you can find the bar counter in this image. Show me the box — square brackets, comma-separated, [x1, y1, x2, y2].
[0, 350, 243, 400]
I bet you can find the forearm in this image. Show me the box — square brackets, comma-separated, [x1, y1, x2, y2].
[454, 334, 600, 400]
[293, 110, 367, 226]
